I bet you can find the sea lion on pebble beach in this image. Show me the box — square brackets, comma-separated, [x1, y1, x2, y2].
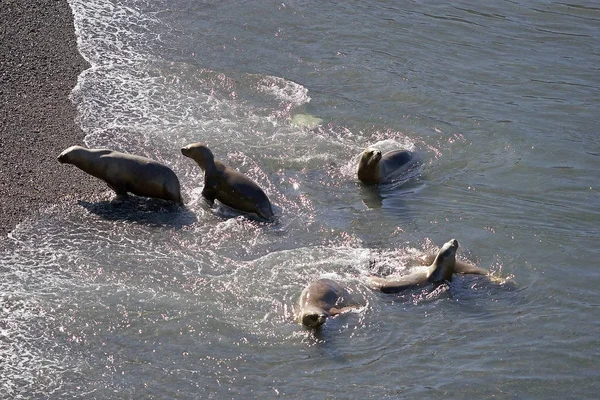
[181, 142, 274, 221]
[370, 238, 488, 293]
[357, 147, 413, 185]
[297, 278, 361, 329]
[58, 146, 182, 204]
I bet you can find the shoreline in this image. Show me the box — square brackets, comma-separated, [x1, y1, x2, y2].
[0, 0, 104, 240]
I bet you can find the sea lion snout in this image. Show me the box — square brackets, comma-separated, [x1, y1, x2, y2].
[365, 148, 382, 162]
[181, 143, 211, 162]
[438, 238, 459, 258]
[301, 312, 328, 328]
[57, 145, 80, 164]
[372, 149, 382, 157]
[180, 145, 192, 157]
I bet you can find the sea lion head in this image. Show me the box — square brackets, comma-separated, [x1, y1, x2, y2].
[181, 142, 215, 170]
[299, 307, 329, 328]
[361, 148, 382, 167]
[57, 145, 86, 164]
[427, 238, 459, 283]
[357, 148, 383, 184]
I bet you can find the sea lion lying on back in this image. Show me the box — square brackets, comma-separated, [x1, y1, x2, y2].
[58, 145, 182, 204]
[181, 142, 275, 221]
[370, 239, 488, 293]
[357, 147, 413, 185]
[297, 278, 361, 328]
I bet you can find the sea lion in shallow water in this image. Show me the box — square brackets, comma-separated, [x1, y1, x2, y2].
[370, 239, 488, 293]
[181, 142, 274, 221]
[357, 147, 413, 185]
[297, 278, 360, 328]
[58, 146, 182, 204]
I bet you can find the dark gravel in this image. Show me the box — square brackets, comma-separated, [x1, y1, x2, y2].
[0, 0, 104, 239]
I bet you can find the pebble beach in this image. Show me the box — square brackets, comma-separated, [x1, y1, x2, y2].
[0, 0, 103, 240]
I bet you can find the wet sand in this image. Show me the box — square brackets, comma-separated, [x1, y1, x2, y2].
[0, 0, 104, 239]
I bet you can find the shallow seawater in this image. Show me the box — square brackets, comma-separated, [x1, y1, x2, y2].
[1, 0, 599, 398]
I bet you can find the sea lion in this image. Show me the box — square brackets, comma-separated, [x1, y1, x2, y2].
[421, 253, 490, 276]
[370, 238, 488, 293]
[181, 142, 274, 221]
[357, 147, 413, 185]
[296, 278, 360, 329]
[58, 146, 182, 204]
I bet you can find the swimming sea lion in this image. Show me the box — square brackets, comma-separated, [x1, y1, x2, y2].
[370, 238, 488, 293]
[296, 278, 360, 328]
[421, 253, 490, 276]
[58, 146, 182, 204]
[357, 147, 413, 185]
[181, 142, 274, 221]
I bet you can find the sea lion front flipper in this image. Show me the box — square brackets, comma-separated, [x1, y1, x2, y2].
[329, 304, 361, 316]
[256, 203, 275, 222]
[113, 187, 128, 196]
[454, 260, 489, 275]
[106, 180, 128, 196]
[201, 185, 218, 206]
[369, 271, 428, 293]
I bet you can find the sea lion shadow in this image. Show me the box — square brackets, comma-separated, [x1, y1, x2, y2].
[302, 316, 360, 363]
[359, 183, 417, 211]
[359, 185, 384, 208]
[78, 197, 197, 228]
[358, 157, 423, 209]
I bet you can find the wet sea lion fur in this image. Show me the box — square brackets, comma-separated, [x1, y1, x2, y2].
[58, 145, 182, 204]
[181, 142, 274, 221]
[297, 278, 360, 328]
[370, 239, 488, 293]
[357, 147, 413, 185]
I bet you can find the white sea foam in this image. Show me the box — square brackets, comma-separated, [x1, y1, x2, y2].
[69, 0, 314, 164]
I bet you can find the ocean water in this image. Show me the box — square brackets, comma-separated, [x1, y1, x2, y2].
[2, 0, 599, 398]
